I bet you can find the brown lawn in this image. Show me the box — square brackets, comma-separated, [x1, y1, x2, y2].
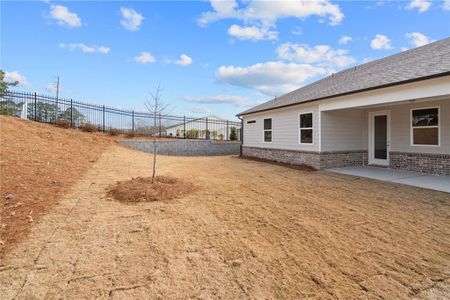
[1, 116, 449, 299]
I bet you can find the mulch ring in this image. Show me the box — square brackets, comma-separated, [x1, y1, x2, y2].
[106, 176, 195, 204]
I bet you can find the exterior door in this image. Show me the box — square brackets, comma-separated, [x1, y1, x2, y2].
[369, 111, 390, 166]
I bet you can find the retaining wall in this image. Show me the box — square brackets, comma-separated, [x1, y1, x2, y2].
[119, 140, 241, 156]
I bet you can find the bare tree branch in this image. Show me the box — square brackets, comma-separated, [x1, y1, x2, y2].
[145, 81, 169, 184]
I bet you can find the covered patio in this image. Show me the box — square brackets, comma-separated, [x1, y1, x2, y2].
[327, 166, 450, 193]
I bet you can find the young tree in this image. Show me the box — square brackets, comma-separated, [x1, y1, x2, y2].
[0, 70, 19, 98]
[0, 70, 18, 98]
[145, 82, 169, 183]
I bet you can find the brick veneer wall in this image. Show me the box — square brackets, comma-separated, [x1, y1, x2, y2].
[242, 147, 322, 168]
[390, 152, 450, 175]
[242, 147, 367, 169]
[320, 151, 368, 169]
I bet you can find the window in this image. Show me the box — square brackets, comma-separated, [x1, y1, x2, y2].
[246, 120, 256, 124]
[299, 113, 313, 144]
[411, 107, 439, 146]
[263, 118, 272, 142]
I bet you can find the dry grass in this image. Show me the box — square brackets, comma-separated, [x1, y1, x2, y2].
[78, 123, 98, 133]
[107, 176, 195, 203]
[0, 116, 113, 257]
[0, 117, 449, 299]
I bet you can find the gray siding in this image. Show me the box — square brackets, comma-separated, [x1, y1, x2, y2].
[321, 109, 367, 151]
[321, 98, 450, 155]
[381, 98, 450, 154]
[242, 104, 320, 152]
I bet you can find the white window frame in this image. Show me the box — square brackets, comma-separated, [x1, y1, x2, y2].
[410, 106, 440, 147]
[299, 112, 314, 145]
[246, 120, 256, 124]
[263, 117, 272, 143]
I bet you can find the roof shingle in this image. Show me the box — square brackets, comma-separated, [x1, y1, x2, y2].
[237, 37, 450, 116]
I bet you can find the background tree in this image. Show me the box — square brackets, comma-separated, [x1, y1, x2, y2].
[145, 82, 169, 183]
[0, 70, 18, 98]
[58, 107, 86, 125]
[229, 126, 237, 141]
[0, 100, 22, 116]
[27, 101, 59, 122]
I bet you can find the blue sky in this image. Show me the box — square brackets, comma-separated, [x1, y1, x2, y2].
[2, 0, 450, 120]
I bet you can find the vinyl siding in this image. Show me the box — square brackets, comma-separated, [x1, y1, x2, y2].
[242, 104, 320, 152]
[377, 98, 450, 154]
[321, 109, 367, 151]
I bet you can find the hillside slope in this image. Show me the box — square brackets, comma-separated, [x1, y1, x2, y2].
[0, 116, 114, 257]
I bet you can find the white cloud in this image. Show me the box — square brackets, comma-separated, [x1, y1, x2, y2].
[228, 24, 278, 41]
[120, 7, 144, 31]
[370, 34, 392, 50]
[406, 32, 431, 47]
[406, 0, 431, 12]
[339, 35, 352, 45]
[49, 5, 81, 27]
[276, 43, 355, 68]
[4, 71, 31, 88]
[191, 106, 212, 114]
[444, 0, 450, 10]
[174, 54, 193, 66]
[216, 61, 326, 96]
[45, 83, 57, 93]
[59, 43, 110, 54]
[198, 0, 344, 26]
[134, 52, 156, 64]
[184, 95, 257, 107]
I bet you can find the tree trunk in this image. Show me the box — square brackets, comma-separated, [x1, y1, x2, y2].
[152, 114, 157, 184]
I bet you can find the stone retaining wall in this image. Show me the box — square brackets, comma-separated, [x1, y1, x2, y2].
[390, 152, 450, 175]
[119, 140, 241, 156]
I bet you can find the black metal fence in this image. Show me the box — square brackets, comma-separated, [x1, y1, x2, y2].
[0, 91, 241, 141]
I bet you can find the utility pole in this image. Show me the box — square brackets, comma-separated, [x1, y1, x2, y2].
[56, 76, 60, 100]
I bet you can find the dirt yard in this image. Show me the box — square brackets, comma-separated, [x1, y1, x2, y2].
[1, 137, 449, 299]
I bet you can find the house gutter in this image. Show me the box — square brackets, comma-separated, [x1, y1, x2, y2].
[236, 72, 450, 117]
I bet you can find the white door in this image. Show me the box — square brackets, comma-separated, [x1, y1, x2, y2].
[369, 111, 390, 166]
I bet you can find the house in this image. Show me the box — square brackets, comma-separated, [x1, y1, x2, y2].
[166, 115, 240, 140]
[237, 38, 450, 175]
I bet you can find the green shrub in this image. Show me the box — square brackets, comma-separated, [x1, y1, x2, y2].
[229, 127, 237, 141]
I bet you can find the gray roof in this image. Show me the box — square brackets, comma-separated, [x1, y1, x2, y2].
[237, 37, 450, 116]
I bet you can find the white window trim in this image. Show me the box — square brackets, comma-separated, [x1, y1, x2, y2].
[246, 120, 256, 124]
[299, 112, 314, 145]
[410, 106, 440, 147]
[263, 117, 273, 143]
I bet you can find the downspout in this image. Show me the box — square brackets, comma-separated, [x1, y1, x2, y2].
[238, 116, 243, 157]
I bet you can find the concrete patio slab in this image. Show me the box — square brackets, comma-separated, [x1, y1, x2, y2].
[327, 166, 450, 193]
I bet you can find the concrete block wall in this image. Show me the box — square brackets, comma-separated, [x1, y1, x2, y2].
[119, 140, 241, 156]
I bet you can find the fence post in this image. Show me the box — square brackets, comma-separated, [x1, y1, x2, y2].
[102, 105, 105, 133]
[34, 92, 37, 121]
[226, 120, 229, 141]
[183, 116, 186, 139]
[132, 110, 135, 132]
[205, 117, 209, 140]
[159, 113, 162, 137]
[70, 99, 73, 127]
